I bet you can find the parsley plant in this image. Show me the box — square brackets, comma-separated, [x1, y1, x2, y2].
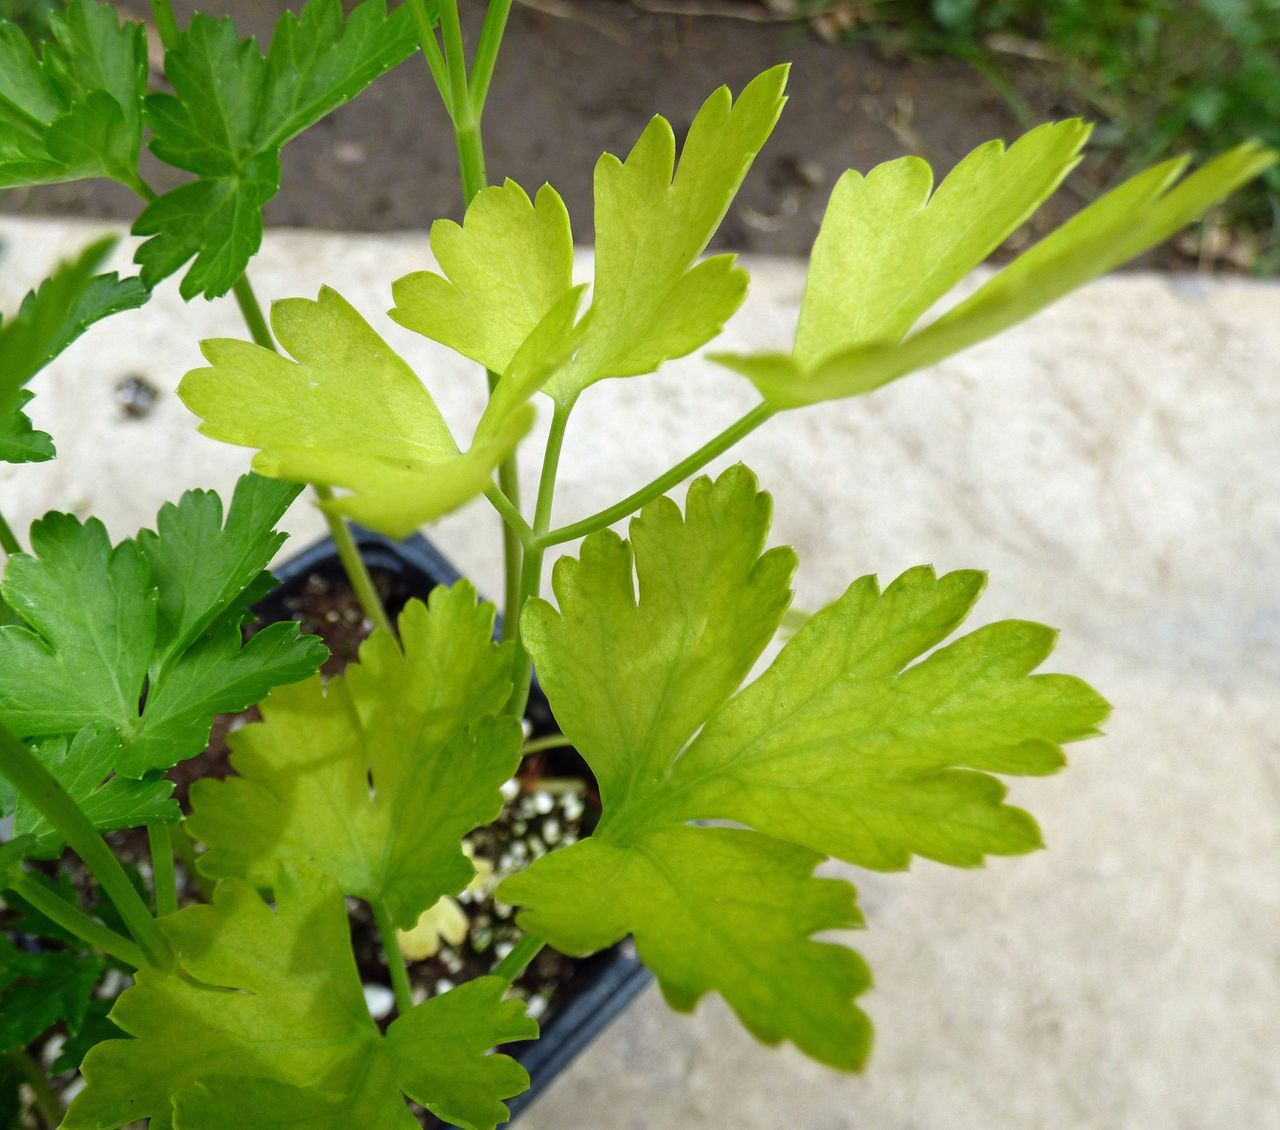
[0, 1, 1273, 1126]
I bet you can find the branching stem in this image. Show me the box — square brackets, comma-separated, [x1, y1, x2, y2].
[0, 723, 170, 967]
[7, 873, 145, 969]
[536, 402, 775, 549]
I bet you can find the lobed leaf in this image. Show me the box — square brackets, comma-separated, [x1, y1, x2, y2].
[0, 235, 148, 457]
[542, 65, 789, 404]
[500, 465, 1109, 1068]
[137, 0, 418, 298]
[0, 934, 103, 1052]
[0, 476, 325, 791]
[391, 178, 576, 375]
[188, 583, 522, 928]
[714, 136, 1277, 406]
[0, 0, 147, 189]
[13, 724, 177, 857]
[181, 286, 582, 537]
[64, 866, 535, 1130]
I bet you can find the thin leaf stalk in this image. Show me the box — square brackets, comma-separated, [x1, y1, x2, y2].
[7, 873, 145, 969]
[371, 898, 415, 1016]
[0, 723, 170, 967]
[229, 275, 395, 639]
[505, 401, 571, 717]
[536, 402, 777, 549]
[147, 822, 177, 917]
[492, 931, 544, 983]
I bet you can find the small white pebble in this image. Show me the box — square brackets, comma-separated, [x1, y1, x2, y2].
[562, 793, 585, 823]
[526, 994, 548, 1020]
[542, 817, 561, 844]
[227, 715, 251, 733]
[500, 777, 520, 802]
[532, 792, 554, 815]
[494, 940, 514, 960]
[434, 977, 455, 995]
[364, 983, 395, 1020]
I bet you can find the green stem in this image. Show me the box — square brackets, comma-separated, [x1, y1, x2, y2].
[229, 275, 395, 639]
[372, 899, 414, 1016]
[536, 403, 776, 549]
[149, 0, 180, 51]
[7, 1048, 63, 1130]
[0, 509, 20, 555]
[0, 724, 170, 967]
[407, 0, 453, 113]
[7, 873, 145, 969]
[231, 275, 274, 352]
[505, 402, 571, 716]
[437, 0, 473, 130]
[492, 932, 544, 983]
[148, 823, 177, 917]
[484, 485, 533, 547]
[170, 825, 214, 902]
[519, 732, 573, 756]
[313, 486, 396, 638]
[469, 0, 514, 115]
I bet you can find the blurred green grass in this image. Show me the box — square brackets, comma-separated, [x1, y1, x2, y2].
[821, 0, 1280, 273]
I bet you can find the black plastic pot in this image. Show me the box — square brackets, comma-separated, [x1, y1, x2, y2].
[265, 527, 652, 1124]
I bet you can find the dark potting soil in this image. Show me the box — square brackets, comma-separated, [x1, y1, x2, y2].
[9, 563, 603, 1126]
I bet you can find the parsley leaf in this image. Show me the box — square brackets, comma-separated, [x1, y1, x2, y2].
[0, 235, 148, 461]
[391, 179, 576, 375]
[0, 390, 54, 464]
[13, 724, 177, 856]
[0, 475, 326, 779]
[0, 0, 146, 189]
[181, 286, 583, 537]
[542, 65, 788, 405]
[65, 866, 536, 1130]
[136, 0, 418, 298]
[136, 473, 301, 676]
[714, 136, 1277, 405]
[499, 465, 1109, 1068]
[188, 583, 522, 929]
[0, 934, 103, 1052]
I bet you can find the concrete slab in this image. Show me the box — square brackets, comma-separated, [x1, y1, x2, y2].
[2, 216, 1277, 1129]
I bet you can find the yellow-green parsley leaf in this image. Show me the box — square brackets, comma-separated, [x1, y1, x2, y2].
[64, 866, 536, 1130]
[499, 464, 1109, 1069]
[136, 0, 418, 299]
[391, 179, 576, 375]
[181, 285, 583, 537]
[0, 0, 147, 189]
[714, 134, 1277, 406]
[542, 65, 788, 405]
[188, 583, 522, 929]
[0, 475, 325, 779]
[0, 236, 148, 463]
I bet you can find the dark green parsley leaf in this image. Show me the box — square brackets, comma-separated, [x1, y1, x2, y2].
[0, 235, 148, 444]
[0, 390, 54, 463]
[500, 465, 1109, 1069]
[0, 934, 103, 1052]
[13, 724, 177, 857]
[137, 0, 418, 298]
[0, 478, 326, 784]
[136, 473, 302, 676]
[0, 0, 146, 188]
